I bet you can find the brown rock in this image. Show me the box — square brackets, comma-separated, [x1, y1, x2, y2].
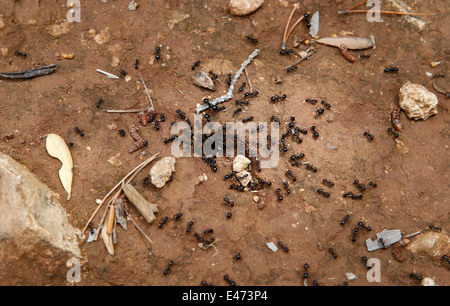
[405, 230, 449, 257]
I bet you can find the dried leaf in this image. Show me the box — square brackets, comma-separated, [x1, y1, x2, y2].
[309, 11, 319, 38]
[46, 134, 73, 200]
[316, 36, 374, 50]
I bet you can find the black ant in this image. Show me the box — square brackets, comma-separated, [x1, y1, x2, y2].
[247, 35, 258, 43]
[14, 51, 27, 57]
[384, 67, 399, 73]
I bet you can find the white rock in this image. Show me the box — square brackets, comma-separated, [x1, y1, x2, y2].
[346, 273, 358, 281]
[150, 157, 176, 188]
[233, 155, 251, 172]
[229, 0, 264, 16]
[399, 82, 438, 120]
[266, 242, 278, 252]
[237, 170, 252, 186]
[422, 277, 437, 286]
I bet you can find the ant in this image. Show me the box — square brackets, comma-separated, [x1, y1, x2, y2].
[247, 35, 258, 43]
[14, 51, 27, 57]
[384, 67, 399, 73]
[191, 60, 201, 70]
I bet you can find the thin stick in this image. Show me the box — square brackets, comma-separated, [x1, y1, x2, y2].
[284, 49, 317, 70]
[81, 153, 160, 235]
[105, 108, 149, 113]
[346, 0, 368, 12]
[403, 231, 422, 239]
[244, 68, 253, 93]
[127, 214, 153, 244]
[339, 10, 425, 16]
[140, 77, 155, 111]
[283, 6, 298, 48]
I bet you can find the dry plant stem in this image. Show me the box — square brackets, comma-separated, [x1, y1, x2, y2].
[127, 214, 154, 244]
[403, 231, 422, 239]
[81, 153, 160, 235]
[141, 77, 155, 111]
[285, 15, 306, 42]
[107, 201, 116, 234]
[346, 0, 368, 11]
[283, 6, 297, 48]
[339, 10, 425, 16]
[91, 189, 121, 241]
[244, 68, 253, 93]
[105, 108, 148, 113]
[284, 49, 317, 69]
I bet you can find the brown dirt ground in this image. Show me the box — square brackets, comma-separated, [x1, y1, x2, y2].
[0, 0, 449, 286]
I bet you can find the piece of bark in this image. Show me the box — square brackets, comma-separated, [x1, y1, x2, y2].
[123, 183, 158, 223]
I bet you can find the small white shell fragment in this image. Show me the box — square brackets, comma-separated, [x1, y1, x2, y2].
[266, 242, 278, 252]
[346, 273, 358, 281]
[95, 199, 102, 204]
